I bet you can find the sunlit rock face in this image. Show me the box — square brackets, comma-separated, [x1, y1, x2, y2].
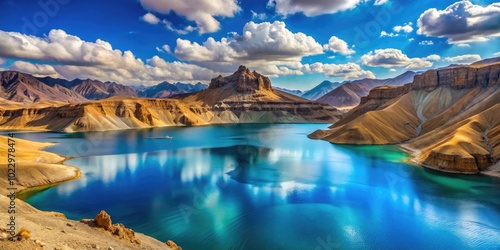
[311, 61, 500, 174]
[208, 65, 272, 92]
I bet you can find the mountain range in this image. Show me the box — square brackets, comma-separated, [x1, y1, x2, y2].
[301, 80, 343, 100]
[137, 81, 207, 98]
[316, 71, 417, 109]
[0, 71, 210, 104]
[309, 58, 500, 174]
[0, 66, 342, 131]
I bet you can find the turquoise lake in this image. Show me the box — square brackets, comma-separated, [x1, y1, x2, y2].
[13, 124, 500, 249]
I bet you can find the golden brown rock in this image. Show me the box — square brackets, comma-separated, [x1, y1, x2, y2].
[166, 240, 182, 250]
[311, 61, 500, 174]
[95, 210, 113, 230]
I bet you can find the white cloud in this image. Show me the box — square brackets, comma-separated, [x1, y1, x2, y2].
[444, 54, 481, 64]
[9, 61, 60, 77]
[494, 52, 500, 57]
[174, 21, 324, 75]
[389, 68, 397, 72]
[328, 56, 336, 59]
[374, 0, 389, 6]
[251, 10, 267, 20]
[361, 48, 436, 70]
[140, 13, 160, 25]
[425, 54, 441, 61]
[393, 22, 413, 33]
[323, 36, 355, 55]
[268, 0, 365, 17]
[0, 29, 217, 85]
[417, 1, 500, 43]
[382, 22, 413, 38]
[163, 20, 196, 35]
[0, 57, 5, 66]
[380, 31, 399, 37]
[408, 38, 415, 42]
[139, 0, 240, 34]
[156, 45, 171, 54]
[302, 62, 375, 79]
[419, 40, 434, 46]
[457, 43, 470, 47]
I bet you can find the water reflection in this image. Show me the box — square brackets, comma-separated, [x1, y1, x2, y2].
[21, 124, 500, 249]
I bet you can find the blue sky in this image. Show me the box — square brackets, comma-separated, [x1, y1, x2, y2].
[0, 0, 499, 90]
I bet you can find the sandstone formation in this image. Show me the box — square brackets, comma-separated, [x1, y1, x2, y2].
[0, 66, 342, 131]
[208, 65, 272, 92]
[310, 59, 500, 174]
[85, 210, 141, 245]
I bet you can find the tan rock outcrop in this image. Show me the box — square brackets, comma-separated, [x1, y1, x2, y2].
[311, 60, 500, 174]
[208, 65, 272, 92]
[95, 211, 113, 230]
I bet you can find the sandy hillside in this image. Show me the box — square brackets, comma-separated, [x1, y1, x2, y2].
[0, 66, 343, 132]
[310, 60, 500, 174]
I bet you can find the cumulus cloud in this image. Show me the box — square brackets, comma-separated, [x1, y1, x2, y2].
[140, 13, 160, 25]
[389, 68, 397, 72]
[267, 0, 365, 17]
[494, 52, 500, 57]
[139, 0, 240, 34]
[419, 40, 434, 46]
[9, 61, 60, 77]
[444, 54, 481, 64]
[174, 21, 324, 75]
[417, 1, 500, 43]
[374, 0, 389, 5]
[361, 48, 436, 70]
[457, 44, 470, 47]
[323, 36, 355, 55]
[425, 54, 441, 61]
[251, 11, 267, 20]
[0, 29, 217, 85]
[302, 62, 375, 79]
[382, 22, 413, 37]
[393, 22, 413, 33]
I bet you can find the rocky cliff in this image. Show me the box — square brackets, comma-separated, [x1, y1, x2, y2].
[310, 60, 500, 174]
[208, 65, 272, 92]
[0, 66, 343, 132]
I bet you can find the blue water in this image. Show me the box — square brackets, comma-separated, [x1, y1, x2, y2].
[12, 124, 500, 249]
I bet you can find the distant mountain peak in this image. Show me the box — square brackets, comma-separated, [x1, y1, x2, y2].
[208, 66, 272, 93]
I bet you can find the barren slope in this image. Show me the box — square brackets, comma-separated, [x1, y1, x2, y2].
[310, 60, 500, 173]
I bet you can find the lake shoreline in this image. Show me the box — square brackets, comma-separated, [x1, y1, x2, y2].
[399, 144, 500, 178]
[0, 135, 176, 249]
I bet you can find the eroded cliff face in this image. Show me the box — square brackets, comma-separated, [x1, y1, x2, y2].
[0, 97, 342, 132]
[208, 65, 272, 92]
[310, 61, 500, 174]
[0, 66, 343, 131]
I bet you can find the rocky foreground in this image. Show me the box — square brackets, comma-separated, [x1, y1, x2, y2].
[0, 136, 179, 250]
[0, 66, 342, 132]
[310, 60, 500, 175]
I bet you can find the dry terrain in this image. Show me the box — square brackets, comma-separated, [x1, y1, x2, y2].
[0, 136, 177, 250]
[310, 60, 500, 175]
